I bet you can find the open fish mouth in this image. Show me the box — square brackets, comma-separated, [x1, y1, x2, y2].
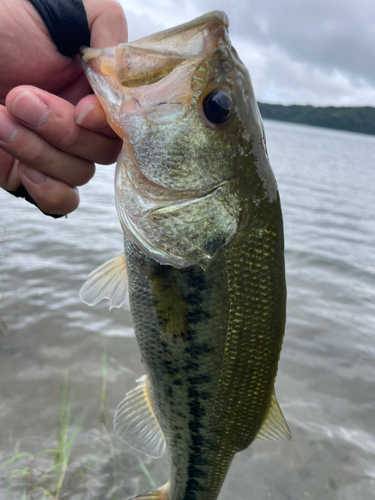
[81, 11, 229, 85]
[81, 11, 230, 136]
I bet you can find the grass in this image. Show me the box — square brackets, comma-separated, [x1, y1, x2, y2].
[1, 350, 157, 499]
[136, 458, 156, 490]
[99, 347, 108, 425]
[1, 375, 86, 500]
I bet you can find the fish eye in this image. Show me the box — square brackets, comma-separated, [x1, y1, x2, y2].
[202, 90, 233, 124]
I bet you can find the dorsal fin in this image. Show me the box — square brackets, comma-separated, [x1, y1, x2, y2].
[256, 391, 291, 441]
[79, 253, 128, 310]
[114, 375, 166, 458]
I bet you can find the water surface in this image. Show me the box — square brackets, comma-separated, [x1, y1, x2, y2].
[0, 120, 374, 499]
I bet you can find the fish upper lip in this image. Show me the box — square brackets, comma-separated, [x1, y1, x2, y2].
[125, 10, 229, 56]
[81, 11, 229, 88]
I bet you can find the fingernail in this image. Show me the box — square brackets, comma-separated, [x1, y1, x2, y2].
[75, 106, 90, 125]
[76, 104, 107, 128]
[0, 111, 18, 143]
[18, 163, 47, 184]
[11, 91, 51, 128]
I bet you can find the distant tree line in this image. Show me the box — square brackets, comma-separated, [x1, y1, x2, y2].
[257, 102, 375, 136]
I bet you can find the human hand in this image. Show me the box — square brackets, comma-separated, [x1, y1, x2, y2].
[0, 0, 128, 215]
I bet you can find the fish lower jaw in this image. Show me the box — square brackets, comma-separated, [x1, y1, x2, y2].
[125, 164, 221, 203]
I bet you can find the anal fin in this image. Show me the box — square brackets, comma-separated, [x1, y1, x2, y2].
[79, 253, 127, 309]
[129, 483, 168, 500]
[256, 391, 292, 441]
[114, 375, 166, 458]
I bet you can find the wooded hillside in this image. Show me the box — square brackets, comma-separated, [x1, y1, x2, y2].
[257, 103, 375, 135]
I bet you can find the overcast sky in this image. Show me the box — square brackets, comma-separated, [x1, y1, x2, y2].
[118, 0, 375, 107]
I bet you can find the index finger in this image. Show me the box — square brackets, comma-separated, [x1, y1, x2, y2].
[83, 0, 128, 47]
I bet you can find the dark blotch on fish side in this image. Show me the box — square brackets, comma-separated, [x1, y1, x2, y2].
[184, 293, 203, 306]
[161, 358, 180, 376]
[197, 391, 211, 400]
[187, 374, 211, 385]
[185, 360, 200, 371]
[186, 477, 206, 492]
[184, 342, 212, 356]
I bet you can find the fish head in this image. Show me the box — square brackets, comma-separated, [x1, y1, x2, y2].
[82, 11, 277, 270]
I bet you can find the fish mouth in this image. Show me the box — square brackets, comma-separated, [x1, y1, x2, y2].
[81, 10, 229, 85]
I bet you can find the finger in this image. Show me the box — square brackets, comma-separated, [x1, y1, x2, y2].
[0, 148, 20, 191]
[0, 150, 79, 215]
[6, 86, 121, 166]
[57, 70, 92, 106]
[0, 105, 95, 187]
[84, 0, 128, 47]
[18, 162, 80, 215]
[75, 95, 119, 137]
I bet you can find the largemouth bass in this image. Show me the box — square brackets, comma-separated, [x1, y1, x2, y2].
[80, 11, 290, 500]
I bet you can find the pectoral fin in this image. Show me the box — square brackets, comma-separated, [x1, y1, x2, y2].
[256, 391, 291, 441]
[114, 375, 166, 458]
[79, 253, 128, 310]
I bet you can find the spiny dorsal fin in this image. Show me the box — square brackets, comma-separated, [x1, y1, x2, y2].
[256, 391, 292, 441]
[114, 375, 166, 458]
[79, 253, 127, 310]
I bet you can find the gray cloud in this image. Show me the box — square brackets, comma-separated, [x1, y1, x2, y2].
[233, 0, 375, 87]
[118, 0, 375, 105]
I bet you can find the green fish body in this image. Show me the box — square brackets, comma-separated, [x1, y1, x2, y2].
[81, 11, 290, 500]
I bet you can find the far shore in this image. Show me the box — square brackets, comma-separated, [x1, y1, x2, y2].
[258, 102, 375, 136]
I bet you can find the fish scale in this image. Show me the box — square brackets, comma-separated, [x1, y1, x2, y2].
[124, 238, 230, 500]
[121, 193, 285, 500]
[212, 204, 286, 446]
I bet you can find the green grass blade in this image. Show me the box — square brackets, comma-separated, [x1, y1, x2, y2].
[100, 348, 108, 424]
[6, 473, 12, 500]
[34, 486, 55, 498]
[1, 453, 30, 468]
[35, 449, 58, 458]
[137, 457, 156, 489]
[9, 468, 30, 477]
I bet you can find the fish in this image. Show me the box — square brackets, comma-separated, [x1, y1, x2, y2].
[80, 10, 291, 500]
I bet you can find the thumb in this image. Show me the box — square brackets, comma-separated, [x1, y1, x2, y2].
[83, 0, 128, 47]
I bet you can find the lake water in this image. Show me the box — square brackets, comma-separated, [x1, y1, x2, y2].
[0, 119, 374, 500]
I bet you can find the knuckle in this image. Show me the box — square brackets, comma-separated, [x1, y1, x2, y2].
[106, 0, 126, 19]
[53, 120, 81, 150]
[24, 137, 50, 165]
